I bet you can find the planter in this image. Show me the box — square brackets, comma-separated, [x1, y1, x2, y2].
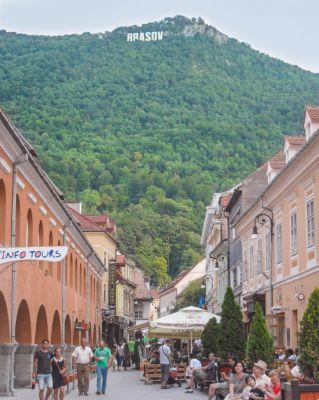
[282, 381, 319, 400]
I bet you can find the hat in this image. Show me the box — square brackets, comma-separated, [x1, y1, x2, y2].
[254, 360, 267, 371]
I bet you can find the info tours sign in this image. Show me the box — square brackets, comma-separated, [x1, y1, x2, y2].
[0, 246, 68, 265]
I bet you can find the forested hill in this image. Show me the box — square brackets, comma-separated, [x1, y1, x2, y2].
[1, 16, 319, 284]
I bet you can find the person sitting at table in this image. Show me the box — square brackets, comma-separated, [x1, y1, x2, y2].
[185, 354, 202, 390]
[186, 353, 216, 394]
[207, 355, 237, 400]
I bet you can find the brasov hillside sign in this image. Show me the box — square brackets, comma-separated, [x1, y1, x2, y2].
[0, 246, 68, 264]
[127, 31, 164, 42]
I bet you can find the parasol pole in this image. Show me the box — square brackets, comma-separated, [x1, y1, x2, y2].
[190, 330, 193, 353]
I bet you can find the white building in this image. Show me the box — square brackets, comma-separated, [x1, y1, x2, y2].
[159, 259, 206, 316]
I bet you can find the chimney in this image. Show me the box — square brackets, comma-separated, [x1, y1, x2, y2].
[65, 201, 82, 214]
[144, 277, 151, 291]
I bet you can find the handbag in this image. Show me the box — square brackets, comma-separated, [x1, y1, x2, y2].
[54, 358, 69, 385]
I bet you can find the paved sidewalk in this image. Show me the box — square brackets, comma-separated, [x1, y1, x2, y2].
[10, 369, 206, 399]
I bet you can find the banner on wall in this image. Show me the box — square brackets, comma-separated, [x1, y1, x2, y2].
[0, 246, 68, 265]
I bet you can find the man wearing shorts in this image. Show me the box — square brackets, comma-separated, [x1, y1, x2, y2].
[33, 339, 54, 400]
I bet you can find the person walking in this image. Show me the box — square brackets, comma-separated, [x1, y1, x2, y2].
[94, 340, 112, 395]
[159, 339, 172, 389]
[33, 339, 54, 400]
[116, 342, 125, 371]
[51, 347, 67, 400]
[72, 337, 93, 396]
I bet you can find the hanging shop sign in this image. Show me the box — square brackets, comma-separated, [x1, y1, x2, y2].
[0, 246, 68, 265]
[75, 321, 91, 331]
[109, 260, 116, 309]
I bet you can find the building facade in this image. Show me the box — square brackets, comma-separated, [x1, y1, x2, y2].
[0, 107, 104, 394]
[236, 106, 319, 349]
[159, 259, 206, 316]
[132, 267, 152, 325]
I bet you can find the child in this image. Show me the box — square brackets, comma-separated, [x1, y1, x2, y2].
[242, 375, 265, 400]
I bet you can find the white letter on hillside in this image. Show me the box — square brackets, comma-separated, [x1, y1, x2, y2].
[151, 32, 157, 40]
[145, 32, 151, 42]
[157, 31, 163, 40]
[127, 33, 133, 42]
[133, 33, 139, 41]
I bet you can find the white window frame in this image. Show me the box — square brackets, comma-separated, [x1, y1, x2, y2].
[290, 211, 298, 256]
[249, 246, 254, 278]
[306, 199, 315, 248]
[257, 239, 262, 274]
[276, 224, 283, 263]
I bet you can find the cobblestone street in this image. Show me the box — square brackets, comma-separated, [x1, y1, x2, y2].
[12, 369, 205, 400]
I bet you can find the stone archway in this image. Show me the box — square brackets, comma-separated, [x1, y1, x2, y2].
[0, 291, 10, 342]
[35, 305, 48, 344]
[16, 299, 32, 344]
[51, 310, 61, 345]
[64, 315, 71, 345]
[73, 318, 80, 345]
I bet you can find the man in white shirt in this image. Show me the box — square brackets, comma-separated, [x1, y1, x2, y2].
[72, 338, 93, 396]
[159, 339, 172, 389]
[185, 354, 202, 389]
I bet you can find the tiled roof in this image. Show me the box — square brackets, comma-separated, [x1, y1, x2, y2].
[150, 289, 160, 300]
[268, 150, 285, 170]
[220, 194, 232, 208]
[133, 268, 152, 300]
[306, 107, 319, 122]
[285, 135, 306, 146]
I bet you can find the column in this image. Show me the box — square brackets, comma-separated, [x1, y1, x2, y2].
[64, 345, 75, 372]
[14, 344, 37, 388]
[0, 344, 17, 395]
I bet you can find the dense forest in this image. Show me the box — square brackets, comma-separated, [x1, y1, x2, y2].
[1, 16, 319, 284]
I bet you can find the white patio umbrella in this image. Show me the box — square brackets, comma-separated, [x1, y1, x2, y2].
[149, 306, 220, 340]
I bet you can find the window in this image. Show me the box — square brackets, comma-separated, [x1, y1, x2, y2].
[276, 224, 283, 263]
[257, 239, 262, 274]
[104, 284, 107, 302]
[135, 309, 143, 319]
[232, 268, 237, 288]
[249, 246, 254, 278]
[306, 199, 315, 248]
[290, 211, 298, 256]
[242, 251, 247, 282]
[265, 233, 271, 271]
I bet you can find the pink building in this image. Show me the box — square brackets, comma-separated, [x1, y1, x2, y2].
[236, 106, 319, 349]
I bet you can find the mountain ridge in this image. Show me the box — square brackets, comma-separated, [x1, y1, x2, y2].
[0, 15, 319, 283]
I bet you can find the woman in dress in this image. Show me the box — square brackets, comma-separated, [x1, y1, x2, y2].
[51, 347, 67, 400]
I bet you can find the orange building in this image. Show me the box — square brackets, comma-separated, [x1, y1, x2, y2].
[0, 108, 104, 394]
[236, 106, 319, 349]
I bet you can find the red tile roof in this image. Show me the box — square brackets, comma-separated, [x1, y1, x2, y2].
[220, 194, 232, 208]
[285, 135, 306, 146]
[306, 107, 319, 122]
[150, 289, 160, 300]
[268, 150, 286, 170]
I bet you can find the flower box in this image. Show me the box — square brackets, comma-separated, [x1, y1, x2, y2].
[282, 381, 319, 400]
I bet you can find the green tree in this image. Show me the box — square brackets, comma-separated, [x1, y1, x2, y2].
[174, 279, 205, 311]
[218, 287, 246, 361]
[80, 189, 101, 214]
[201, 317, 220, 357]
[246, 302, 274, 366]
[298, 288, 319, 381]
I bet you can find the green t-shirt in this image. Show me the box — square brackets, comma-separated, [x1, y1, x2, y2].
[127, 341, 135, 352]
[94, 347, 111, 368]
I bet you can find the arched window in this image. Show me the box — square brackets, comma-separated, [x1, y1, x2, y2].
[26, 209, 33, 246]
[83, 268, 86, 297]
[57, 240, 62, 282]
[75, 259, 78, 292]
[0, 180, 6, 245]
[79, 264, 83, 296]
[38, 221, 44, 269]
[48, 231, 53, 275]
[15, 195, 21, 246]
[69, 254, 73, 289]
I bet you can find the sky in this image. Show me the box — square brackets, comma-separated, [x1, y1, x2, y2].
[0, 0, 318, 72]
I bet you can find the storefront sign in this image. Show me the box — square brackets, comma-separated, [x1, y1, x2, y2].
[0, 246, 68, 264]
[109, 260, 116, 309]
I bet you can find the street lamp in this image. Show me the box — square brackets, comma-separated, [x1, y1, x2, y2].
[251, 212, 274, 308]
[210, 251, 229, 285]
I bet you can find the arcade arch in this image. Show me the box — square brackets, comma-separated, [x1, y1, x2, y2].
[16, 300, 32, 344]
[0, 291, 9, 342]
[64, 315, 71, 345]
[35, 305, 48, 344]
[51, 310, 61, 345]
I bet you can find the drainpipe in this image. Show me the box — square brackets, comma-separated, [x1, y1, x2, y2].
[9, 155, 28, 396]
